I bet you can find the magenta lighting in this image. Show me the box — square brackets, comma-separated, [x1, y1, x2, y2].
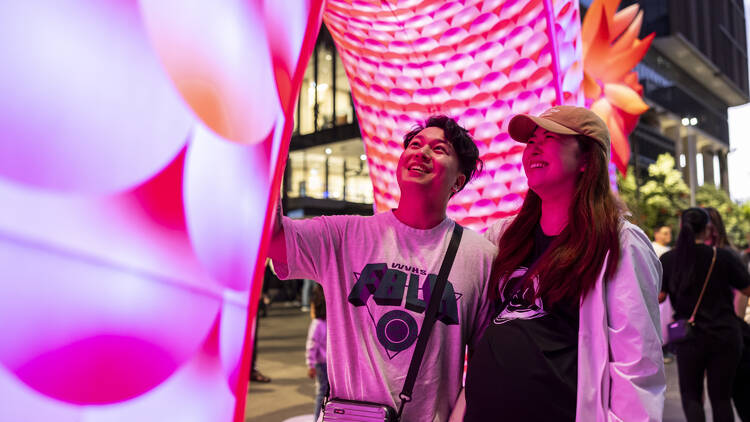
[0, 0, 583, 420]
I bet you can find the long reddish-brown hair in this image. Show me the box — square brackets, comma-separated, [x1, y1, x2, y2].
[489, 135, 623, 307]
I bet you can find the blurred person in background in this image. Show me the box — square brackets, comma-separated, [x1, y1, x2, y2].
[659, 207, 750, 422]
[249, 259, 275, 383]
[306, 283, 327, 422]
[704, 207, 748, 320]
[652, 224, 675, 364]
[705, 209, 750, 421]
[652, 225, 672, 257]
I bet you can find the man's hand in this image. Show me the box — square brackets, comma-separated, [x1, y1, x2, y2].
[267, 197, 287, 264]
[272, 197, 283, 235]
[308, 367, 316, 379]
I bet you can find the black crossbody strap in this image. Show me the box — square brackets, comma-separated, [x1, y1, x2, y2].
[397, 223, 463, 419]
[689, 246, 717, 324]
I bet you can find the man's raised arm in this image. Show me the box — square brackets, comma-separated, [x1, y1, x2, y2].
[267, 198, 287, 265]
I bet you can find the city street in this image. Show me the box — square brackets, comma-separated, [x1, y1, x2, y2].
[244, 303, 740, 422]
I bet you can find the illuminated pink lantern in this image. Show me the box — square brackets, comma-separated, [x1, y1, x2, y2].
[0, 0, 193, 193]
[0, 0, 325, 420]
[324, 0, 584, 231]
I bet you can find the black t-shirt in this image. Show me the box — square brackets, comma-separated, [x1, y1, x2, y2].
[660, 245, 750, 338]
[464, 225, 579, 422]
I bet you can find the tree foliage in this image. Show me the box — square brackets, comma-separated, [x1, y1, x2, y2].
[616, 153, 689, 238]
[697, 184, 750, 248]
[617, 153, 750, 247]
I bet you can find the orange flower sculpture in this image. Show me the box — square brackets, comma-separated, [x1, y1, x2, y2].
[582, 0, 654, 174]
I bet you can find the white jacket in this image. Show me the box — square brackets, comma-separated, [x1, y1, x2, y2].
[484, 218, 666, 421]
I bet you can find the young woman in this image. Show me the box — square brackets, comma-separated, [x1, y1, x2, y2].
[457, 106, 665, 421]
[704, 206, 749, 319]
[659, 207, 750, 422]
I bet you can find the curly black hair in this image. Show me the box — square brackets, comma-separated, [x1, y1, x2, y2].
[402, 115, 483, 192]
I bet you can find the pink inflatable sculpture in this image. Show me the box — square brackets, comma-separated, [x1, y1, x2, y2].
[0, 0, 583, 420]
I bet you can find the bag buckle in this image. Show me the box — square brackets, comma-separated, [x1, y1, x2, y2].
[399, 393, 412, 403]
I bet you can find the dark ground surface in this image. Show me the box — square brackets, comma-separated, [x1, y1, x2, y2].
[244, 304, 741, 422]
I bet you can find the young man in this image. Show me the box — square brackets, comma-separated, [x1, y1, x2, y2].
[268, 116, 496, 422]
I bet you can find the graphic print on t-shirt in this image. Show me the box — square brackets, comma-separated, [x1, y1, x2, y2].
[347, 262, 462, 359]
[493, 267, 547, 325]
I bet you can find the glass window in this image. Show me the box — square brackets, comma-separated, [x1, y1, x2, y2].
[326, 156, 344, 200]
[287, 151, 306, 198]
[335, 51, 354, 126]
[285, 139, 372, 204]
[298, 54, 315, 135]
[344, 154, 372, 203]
[317, 42, 335, 130]
[306, 153, 327, 199]
[293, 102, 299, 135]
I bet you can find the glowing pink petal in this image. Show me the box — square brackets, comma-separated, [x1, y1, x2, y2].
[464, 62, 492, 81]
[484, 182, 511, 199]
[0, 0, 192, 193]
[474, 122, 502, 141]
[491, 49, 521, 72]
[452, 5, 481, 27]
[263, 0, 326, 112]
[140, 0, 283, 144]
[509, 58, 540, 82]
[471, 13, 501, 33]
[0, 364, 82, 421]
[446, 53, 474, 72]
[0, 229, 220, 404]
[435, 71, 462, 89]
[470, 198, 498, 217]
[422, 19, 450, 38]
[183, 124, 274, 292]
[451, 189, 482, 207]
[459, 108, 485, 130]
[80, 346, 235, 421]
[447, 204, 469, 220]
[452, 81, 481, 101]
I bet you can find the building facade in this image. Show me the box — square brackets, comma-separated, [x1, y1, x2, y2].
[617, 0, 749, 203]
[284, 26, 374, 217]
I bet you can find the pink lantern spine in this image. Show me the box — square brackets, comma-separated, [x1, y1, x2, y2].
[543, 0, 564, 105]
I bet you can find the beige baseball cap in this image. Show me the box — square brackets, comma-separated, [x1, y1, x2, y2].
[508, 105, 610, 157]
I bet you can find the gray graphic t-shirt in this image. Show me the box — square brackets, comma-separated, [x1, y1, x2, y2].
[274, 211, 496, 422]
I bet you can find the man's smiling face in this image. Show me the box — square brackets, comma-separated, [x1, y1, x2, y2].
[396, 126, 464, 201]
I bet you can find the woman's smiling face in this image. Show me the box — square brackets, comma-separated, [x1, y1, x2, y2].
[522, 126, 584, 197]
